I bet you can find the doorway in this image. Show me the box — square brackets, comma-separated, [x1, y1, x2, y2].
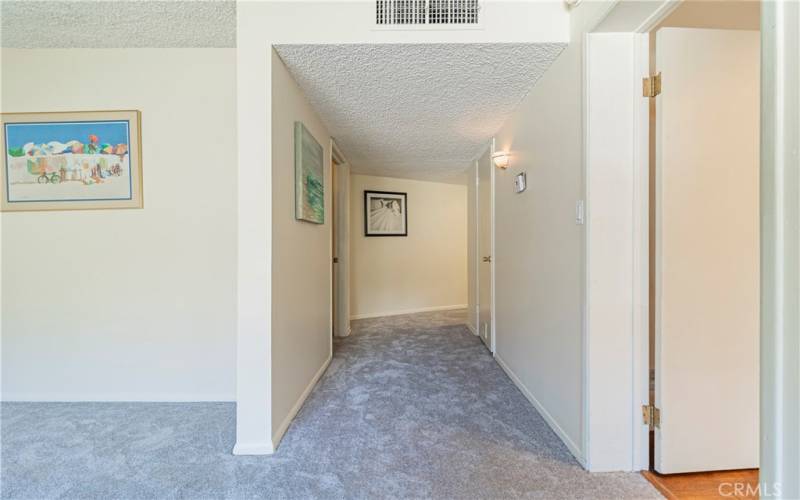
[331, 141, 351, 338]
[644, 2, 761, 496]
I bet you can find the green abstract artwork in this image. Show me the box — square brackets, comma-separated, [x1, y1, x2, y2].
[294, 122, 324, 224]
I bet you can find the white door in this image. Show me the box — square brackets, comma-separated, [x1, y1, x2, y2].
[477, 143, 494, 352]
[654, 27, 760, 473]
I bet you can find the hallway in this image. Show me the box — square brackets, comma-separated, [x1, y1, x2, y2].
[1, 311, 658, 499]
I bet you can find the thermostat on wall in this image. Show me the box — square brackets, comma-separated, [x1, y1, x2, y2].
[514, 172, 527, 193]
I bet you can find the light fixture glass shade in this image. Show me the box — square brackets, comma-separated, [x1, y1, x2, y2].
[492, 152, 510, 169]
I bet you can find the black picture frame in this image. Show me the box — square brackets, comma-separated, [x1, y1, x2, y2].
[364, 190, 408, 237]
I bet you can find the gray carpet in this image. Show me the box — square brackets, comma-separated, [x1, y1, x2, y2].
[1, 310, 660, 499]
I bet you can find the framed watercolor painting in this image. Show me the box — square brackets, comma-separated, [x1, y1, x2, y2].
[294, 121, 324, 224]
[364, 190, 407, 237]
[1, 110, 143, 211]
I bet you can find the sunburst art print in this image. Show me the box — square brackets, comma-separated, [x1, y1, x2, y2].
[364, 190, 407, 237]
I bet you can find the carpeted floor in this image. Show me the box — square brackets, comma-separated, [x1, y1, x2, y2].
[1, 309, 660, 499]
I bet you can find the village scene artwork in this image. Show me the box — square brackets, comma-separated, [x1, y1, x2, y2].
[3, 119, 134, 205]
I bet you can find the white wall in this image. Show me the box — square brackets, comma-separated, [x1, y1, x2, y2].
[270, 50, 333, 445]
[490, 2, 613, 466]
[584, 31, 646, 472]
[349, 174, 467, 319]
[1, 49, 237, 401]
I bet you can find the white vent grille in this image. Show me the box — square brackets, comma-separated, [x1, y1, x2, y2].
[376, 0, 480, 26]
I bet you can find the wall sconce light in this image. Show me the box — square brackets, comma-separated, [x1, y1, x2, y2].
[492, 151, 510, 169]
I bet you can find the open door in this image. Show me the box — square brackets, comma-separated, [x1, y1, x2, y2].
[477, 142, 494, 352]
[653, 27, 760, 473]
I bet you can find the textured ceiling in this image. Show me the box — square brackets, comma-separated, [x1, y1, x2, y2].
[275, 43, 565, 183]
[2, 5, 565, 183]
[1, 1, 236, 48]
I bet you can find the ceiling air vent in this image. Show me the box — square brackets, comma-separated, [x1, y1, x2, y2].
[375, 0, 481, 27]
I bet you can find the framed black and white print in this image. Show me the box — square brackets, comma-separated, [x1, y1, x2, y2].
[364, 190, 407, 237]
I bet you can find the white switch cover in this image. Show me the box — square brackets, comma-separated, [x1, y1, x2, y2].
[575, 200, 585, 225]
[514, 172, 527, 193]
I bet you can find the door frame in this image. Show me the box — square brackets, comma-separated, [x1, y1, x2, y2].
[490, 139, 496, 354]
[584, 0, 680, 473]
[469, 158, 480, 337]
[584, 0, 794, 481]
[475, 139, 496, 354]
[760, 2, 800, 496]
[331, 139, 351, 339]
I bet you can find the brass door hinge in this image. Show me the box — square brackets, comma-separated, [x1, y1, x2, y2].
[643, 72, 662, 98]
[642, 404, 661, 428]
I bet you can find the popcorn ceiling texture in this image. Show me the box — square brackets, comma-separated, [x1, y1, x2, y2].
[2, 6, 564, 183]
[275, 43, 566, 182]
[1, 1, 236, 48]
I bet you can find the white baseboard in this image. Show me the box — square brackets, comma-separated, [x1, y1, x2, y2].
[494, 353, 587, 468]
[466, 322, 478, 336]
[271, 355, 332, 450]
[232, 441, 274, 455]
[334, 326, 352, 338]
[1, 393, 235, 402]
[350, 304, 468, 320]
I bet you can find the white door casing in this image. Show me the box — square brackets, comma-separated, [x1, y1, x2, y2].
[584, 31, 644, 472]
[332, 149, 351, 338]
[478, 141, 494, 352]
[760, 1, 800, 496]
